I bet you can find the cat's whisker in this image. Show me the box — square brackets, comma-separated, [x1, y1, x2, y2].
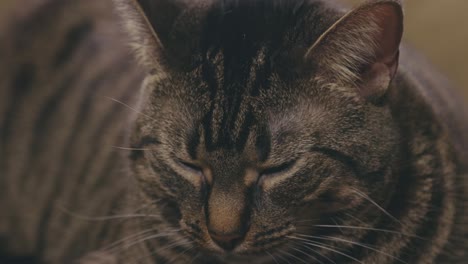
[56, 204, 160, 221]
[104, 96, 157, 122]
[278, 248, 309, 264]
[275, 249, 293, 264]
[165, 243, 195, 264]
[110, 229, 182, 254]
[133, 202, 162, 214]
[343, 212, 368, 225]
[265, 250, 281, 264]
[188, 252, 201, 264]
[296, 234, 408, 264]
[269, 247, 292, 264]
[298, 242, 337, 264]
[101, 228, 157, 251]
[287, 235, 363, 264]
[112, 146, 150, 151]
[351, 188, 401, 224]
[293, 218, 321, 224]
[130, 236, 193, 264]
[310, 224, 424, 239]
[108, 232, 173, 253]
[330, 217, 345, 234]
[288, 242, 324, 264]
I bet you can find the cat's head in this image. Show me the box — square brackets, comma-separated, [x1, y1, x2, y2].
[115, 0, 403, 259]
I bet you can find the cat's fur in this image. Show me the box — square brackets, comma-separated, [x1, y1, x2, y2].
[0, 1, 142, 262]
[1, 0, 467, 263]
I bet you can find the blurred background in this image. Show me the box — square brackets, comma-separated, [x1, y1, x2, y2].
[346, 0, 468, 98]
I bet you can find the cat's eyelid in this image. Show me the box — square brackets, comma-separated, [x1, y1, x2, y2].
[310, 147, 359, 174]
[260, 159, 297, 176]
[177, 159, 203, 174]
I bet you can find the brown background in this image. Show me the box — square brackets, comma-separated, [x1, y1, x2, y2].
[346, 0, 468, 98]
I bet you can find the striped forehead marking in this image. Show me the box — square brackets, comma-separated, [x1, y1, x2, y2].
[197, 46, 270, 154]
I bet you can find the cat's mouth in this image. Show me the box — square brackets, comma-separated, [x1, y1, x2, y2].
[196, 243, 286, 264]
[184, 223, 295, 261]
[205, 252, 274, 264]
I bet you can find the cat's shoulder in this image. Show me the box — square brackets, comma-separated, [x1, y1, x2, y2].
[398, 45, 468, 169]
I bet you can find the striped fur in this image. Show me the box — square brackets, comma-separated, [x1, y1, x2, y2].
[1, 0, 468, 264]
[0, 1, 143, 263]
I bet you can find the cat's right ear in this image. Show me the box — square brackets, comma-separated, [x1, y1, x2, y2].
[305, 0, 403, 102]
[113, 0, 199, 74]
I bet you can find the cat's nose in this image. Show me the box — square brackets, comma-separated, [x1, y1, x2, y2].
[208, 229, 244, 251]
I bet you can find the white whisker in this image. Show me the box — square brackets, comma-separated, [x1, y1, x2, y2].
[289, 244, 324, 264]
[279, 248, 309, 264]
[299, 242, 337, 264]
[351, 188, 401, 224]
[104, 96, 157, 122]
[57, 205, 159, 221]
[297, 234, 408, 264]
[112, 146, 150, 151]
[188, 252, 201, 264]
[287, 235, 363, 263]
[130, 237, 192, 264]
[110, 229, 182, 254]
[102, 228, 156, 251]
[166, 243, 195, 263]
[331, 217, 345, 234]
[266, 250, 280, 264]
[312, 224, 423, 239]
[275, 249, 293, 264]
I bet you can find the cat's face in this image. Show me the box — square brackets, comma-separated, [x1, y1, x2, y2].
[131, 70, 398, 258]
[117, 0, 403, 260]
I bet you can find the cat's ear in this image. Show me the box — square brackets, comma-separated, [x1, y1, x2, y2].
[113, 0, 204, 73]
[305, 0, 403, 102]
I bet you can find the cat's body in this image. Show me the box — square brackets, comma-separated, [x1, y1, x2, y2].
[0, 1, 142, 262]
[1, 0, 467, 264]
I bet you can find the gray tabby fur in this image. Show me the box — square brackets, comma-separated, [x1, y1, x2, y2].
[1, 0, 467, 263]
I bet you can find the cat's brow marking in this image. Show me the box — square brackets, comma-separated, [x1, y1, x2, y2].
[260, 162, 302, 191]
[202, 47, 269, 152]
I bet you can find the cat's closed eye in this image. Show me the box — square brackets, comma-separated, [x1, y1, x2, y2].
[177, 160, 204, 176]
[260, 159, 297, 178]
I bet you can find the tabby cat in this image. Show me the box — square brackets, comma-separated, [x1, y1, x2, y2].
[1, 0, 467, 263]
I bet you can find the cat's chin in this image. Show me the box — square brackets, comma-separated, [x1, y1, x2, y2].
[200, 250, 273, 264]
[195, 237, 292, 264]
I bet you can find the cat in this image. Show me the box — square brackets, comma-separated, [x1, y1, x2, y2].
[111, 0, 468, 263]
[1, 0, 467, 263]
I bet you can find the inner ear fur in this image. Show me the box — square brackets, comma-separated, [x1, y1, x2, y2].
[305, 0, 403, 101]
[113, 0, 168, 72]
[113, 0, 208, 73]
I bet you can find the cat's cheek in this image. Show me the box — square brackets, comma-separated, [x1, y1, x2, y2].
[303, 185, 363, 213]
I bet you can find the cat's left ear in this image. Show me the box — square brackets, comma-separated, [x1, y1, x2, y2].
[305, 0, 403, 102]
[113, 0, 206, 74]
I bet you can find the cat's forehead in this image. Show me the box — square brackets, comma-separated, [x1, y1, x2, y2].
[165, 0, 343, 83]
[193, 46, 271, 93]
